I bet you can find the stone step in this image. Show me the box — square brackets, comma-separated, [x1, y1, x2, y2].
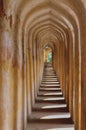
[43, 74, 56, 75]
[40, 86, 60, 88]
[36, 97, 64, 101]
[33, 103, 67, 109]
[43, 76, 57, 78]
[39, 89, 61, 92]
[42, 81, 60, 83]
[42, 82, 59, 84]
[26, 123, 74, 130]
[28, 118, 74, 125]
[35, 99, 66, 104]
[45, 69, 54, 70]
[29, 111, 71, 120]
[39, 88, 61, 91]
[32, 106, 69, 113]
[43, 71, 55, 72]
[42, 80, 58, 82]
[41, 83, 60, 85]
[43, 78, 58, 80]
[41, 85, 60, 87]
[40, 84, 60, 87]
[37, 94, 63, 97]
[43, 74, 57, 77]
[43, 73, 55, 74]
[38, 92, 63, 96]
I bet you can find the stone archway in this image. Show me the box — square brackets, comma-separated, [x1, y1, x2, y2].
[0, 1, 86, 130]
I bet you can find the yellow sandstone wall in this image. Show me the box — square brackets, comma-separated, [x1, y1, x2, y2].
[0, 0, 86, 130]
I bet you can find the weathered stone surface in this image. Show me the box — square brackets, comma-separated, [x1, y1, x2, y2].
[0, 0, 86, 130]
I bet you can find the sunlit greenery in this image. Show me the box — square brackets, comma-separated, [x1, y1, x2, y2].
[48, 52, 52, 62]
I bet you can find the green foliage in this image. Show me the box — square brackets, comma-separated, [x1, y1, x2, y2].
[48, 52, 52, 62]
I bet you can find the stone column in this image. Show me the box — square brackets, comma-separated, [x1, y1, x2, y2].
[0, 11, 17, 130]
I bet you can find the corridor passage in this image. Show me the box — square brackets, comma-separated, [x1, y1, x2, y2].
[27, 63, 74, 130]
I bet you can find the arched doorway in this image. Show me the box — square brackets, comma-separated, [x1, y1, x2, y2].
[44, 46, 53, 63]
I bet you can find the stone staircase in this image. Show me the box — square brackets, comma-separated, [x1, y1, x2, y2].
[26, 63, 74, 130]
